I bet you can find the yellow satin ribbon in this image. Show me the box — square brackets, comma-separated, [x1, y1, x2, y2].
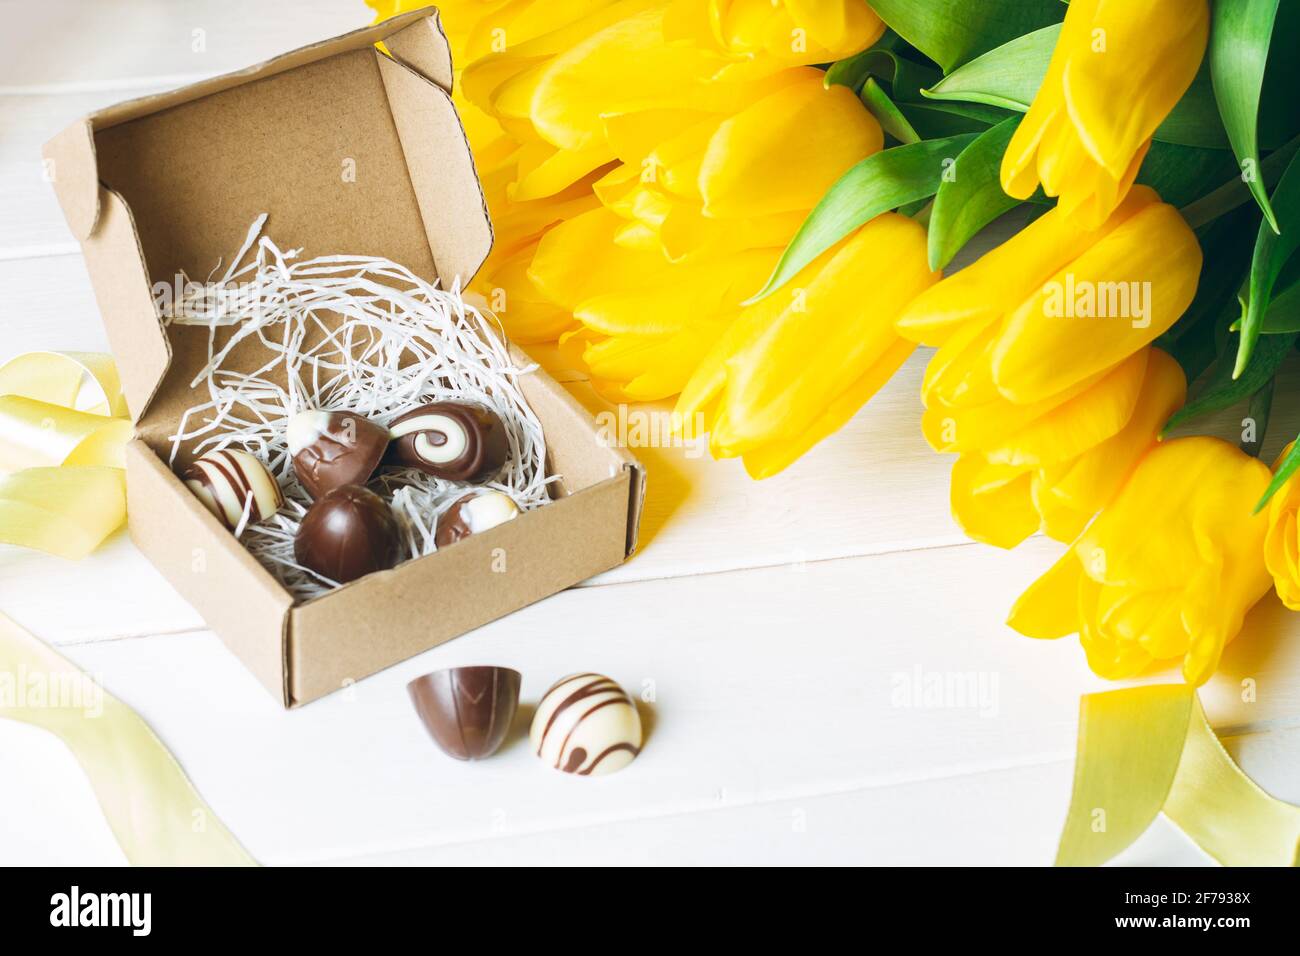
[0, 613, 256, 865]
[0, 351, 131, 559]
[1057, 684, 1300, 866]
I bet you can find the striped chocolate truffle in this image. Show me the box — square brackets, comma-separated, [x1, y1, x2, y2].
[182, 449, 284, 530]
[530, 673, 642, 776]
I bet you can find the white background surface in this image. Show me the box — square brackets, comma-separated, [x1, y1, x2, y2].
[3, 0, 1299, 867]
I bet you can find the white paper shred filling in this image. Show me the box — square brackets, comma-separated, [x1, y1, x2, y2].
[164, 217, 555, 601]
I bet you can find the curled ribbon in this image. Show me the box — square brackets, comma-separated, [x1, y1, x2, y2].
[0, 351, 132, 559]
[0, 613, 256, 865]
[1056, 684, 1300, 866]
[0, 355, 253, 863]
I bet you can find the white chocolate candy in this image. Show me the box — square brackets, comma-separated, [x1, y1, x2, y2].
[391, 413, 469, 466]
[459, 491, 519, 533]
[286, 410, 335, 457]
[434, 490, 520, 548]
[183, 449, 284, 531]
[530, 673, 642, 776]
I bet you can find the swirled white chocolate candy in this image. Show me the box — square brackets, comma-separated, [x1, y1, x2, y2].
[386, 402, 508, 482]
[182, 449, 284, 530]
[530, 673, 642, 776]
[434, 491, 520, 548]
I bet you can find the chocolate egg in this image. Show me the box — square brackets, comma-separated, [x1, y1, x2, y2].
[530, 673, 643, 776]
[294, 484, 401, 584]
[435, 491, 520, 549]
[287, 409, 388, 498]
[408, 666, 522, 761]
[183, 448, 284, 530]
[386, 402, 509, 482]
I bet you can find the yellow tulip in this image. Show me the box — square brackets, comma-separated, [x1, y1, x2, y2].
[451, 1, 882, 356]
[1264, 444, 1300, 609]
[664, 0, 885, 70]
[1001, 0, 1209, 227]
[674, 213, 937, 478]
[947, 347, 1186, 548]
[1009, 437, 1272, 686]
[894, 185, 1200, 545]
[529, 69, 882, 399]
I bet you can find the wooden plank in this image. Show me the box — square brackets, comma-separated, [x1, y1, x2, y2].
[27, 539, 1300, 864]
[10, 694, 1298, 864]
[0, 0, 366, 89]
[1, 90, 174, 253]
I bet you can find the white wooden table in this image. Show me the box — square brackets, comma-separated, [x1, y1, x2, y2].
[4, 0, 1299, 867]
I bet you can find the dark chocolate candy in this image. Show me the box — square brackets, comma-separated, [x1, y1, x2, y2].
[386, 402, 508, 482]
[434, 490, 520, 549]
[287, 409, 388, 498]
[408, 666, 522, 761]
[293, 484, 401, 584]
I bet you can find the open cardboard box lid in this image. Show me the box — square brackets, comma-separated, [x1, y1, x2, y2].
[42, 7, 646, 706]
[43, 5, 492, 432]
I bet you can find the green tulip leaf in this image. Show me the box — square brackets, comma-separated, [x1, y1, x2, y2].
[825, 47, 941, 102]
[1233, 150, 1300, 377]
[923, 25, 1057, 112]
[1165, 330, 1297, 434]
[923, 25, 1229, 149]
[1258, 252, 1300, 332]
[866, 0, 1063, 72]
[927, 116, 1023, 270]
[1180, 133, 1300, 230]
[1256, 437, 1300, 513]
[1156, 207, 1256, 383]
[860, 78, 921, 145]
[746, 134, 978, 303]
[1210, 0, 1284, 230]
[1136, 140, 1240, 210]
[899, 101, 1012, 140]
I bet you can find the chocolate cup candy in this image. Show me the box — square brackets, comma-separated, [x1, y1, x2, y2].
[408, 666, 522, 760]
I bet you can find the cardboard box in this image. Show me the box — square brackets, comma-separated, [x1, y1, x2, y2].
[43, 8, 645, 707]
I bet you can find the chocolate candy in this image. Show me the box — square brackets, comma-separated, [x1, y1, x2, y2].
[435, 490, 520, 549]
[287, 409, 388, 498]
[408, 666, 522, 761]
[530, 673, 642, 776]
[293, 484, 401, 584]
[387, 402, 508, 482]
[183, 448, 284, 530]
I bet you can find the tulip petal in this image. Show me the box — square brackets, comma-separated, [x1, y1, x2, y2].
[575, 248, 775, 335]
[529, 9, 744, 151]
[710, 214, 934, 451]
[741, 337, 913, 479]
[992, 199, 1201, 403]
[895, 186, 1154, 347]
[1062, 0, 1210, 179]
[699, 70, 882, 219]
[949, 454, 1040, 549]
[528, 207, 669, 308]
[1032, 348, 1187, 540]
[1007, 549, 1083, 639]
[984, 349, 1148, 468]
